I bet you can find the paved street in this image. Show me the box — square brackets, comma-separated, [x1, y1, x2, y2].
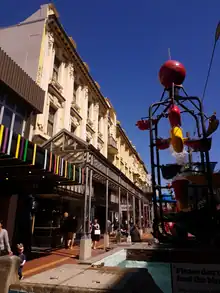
[23, 233, 153, 278]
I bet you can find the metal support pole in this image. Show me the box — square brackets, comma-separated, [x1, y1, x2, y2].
[83, 153, 89, 236]
[133, 196, 136, 224]
[118, 186, 121, 228]
[139, 199, 142, 228]
[126, 191, 130, 234]
[105, 168, 109, 234]
[87, 155, 93, 236]
[142, 201, 146, 231]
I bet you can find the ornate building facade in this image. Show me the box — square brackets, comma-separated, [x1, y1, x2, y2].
[0, 3, 149, 191]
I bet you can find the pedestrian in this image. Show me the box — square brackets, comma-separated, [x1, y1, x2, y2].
[91, 219, 100, 250]
[70, 216, 78, 249]
[17, 243, 26, 280]
[107, 219, 112, 234]
[0, 220, 12, 256]
[130, 224, 141, 243]
[60, 212, 73, 249]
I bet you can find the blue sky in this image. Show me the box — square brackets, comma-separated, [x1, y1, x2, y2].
[1, 0, 220, 173]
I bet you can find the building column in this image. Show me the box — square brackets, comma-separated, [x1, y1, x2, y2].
[92, 102, 99, 148]
[87, 158, 93, 235]
[63, 63, 74, 131]
[99, 116, 104, 134]
[80, 86, 88, 141]
[116, 184, 121, 243]
[103, 111, 108, 157]
[79, 153, 91, 260]
[142, 201, 146, 232]
[43, 94, 50, 134]
[139, 199, 143, 237]
[54, 107, 64, 134]
[126, 191, 132, 243]
[36, 33, 55, 134]
[133, 196, 136, 225]
[58, 62, 65, 89]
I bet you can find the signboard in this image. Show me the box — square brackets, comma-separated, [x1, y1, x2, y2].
[120, 204, 132, 211]
[172, 263, 220, 293]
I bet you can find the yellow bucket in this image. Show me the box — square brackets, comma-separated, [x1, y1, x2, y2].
[170, 126, 184, 153]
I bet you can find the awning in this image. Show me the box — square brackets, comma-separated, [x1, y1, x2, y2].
[0, 124, 83, 185]
[0, 47, 45, 113]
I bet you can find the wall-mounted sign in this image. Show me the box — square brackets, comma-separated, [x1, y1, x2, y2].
[120, 204, 132, 211]
[172, 263, 220, 293]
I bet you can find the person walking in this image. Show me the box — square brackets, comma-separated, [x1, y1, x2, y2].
[70, 216, 78, 249]
[91, 219, 100, 250]
[61, 212, 73, 249]
[0, 220, 12, 256]
[16, 243, 26, 280]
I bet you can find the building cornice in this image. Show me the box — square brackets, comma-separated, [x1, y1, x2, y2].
[47, 15, 109, 111]
[116, 122, 148, 174]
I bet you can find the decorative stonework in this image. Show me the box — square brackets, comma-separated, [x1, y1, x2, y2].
[69, 63, 74, 78]
[37, 123, 43, 131]
[95, 81, 101, 90]
[83, 62, 90, 72]
[86, 131, 92, 142]
[84, 86, 89, 98]
[71, 116, 80, 127]
[49, 94, 61, 109]
[69, 37, 77, 49]
[71, 101, 80, 113]
[36, 65, 43, 85]
[97, 142, 103, 151]
[48, 32, 54, 51]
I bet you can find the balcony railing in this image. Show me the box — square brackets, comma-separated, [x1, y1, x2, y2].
[108, 135, 117, 149]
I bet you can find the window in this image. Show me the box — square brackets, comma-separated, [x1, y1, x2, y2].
[87, 101, 91, 119]
[47, 106, 56, 137]
[52, 57, 61, 82]
[2, 108, 13, 129]
[14, 115, 24, 134]
[73, 83, 78, 103]
[98, 115, 101, 132]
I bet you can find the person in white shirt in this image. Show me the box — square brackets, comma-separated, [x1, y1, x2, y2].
[91, 219, 100, 249]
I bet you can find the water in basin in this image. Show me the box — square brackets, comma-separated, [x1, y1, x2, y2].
[118, 260, 172, 293]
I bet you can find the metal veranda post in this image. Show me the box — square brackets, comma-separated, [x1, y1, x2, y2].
[83, 153, 89, 237]
[105, 168, 109, 234]
[126, 191, 130, 234]
[132, 195, 136, 224]
[139, 198, 142, 229]
[87, 155, 93, 236]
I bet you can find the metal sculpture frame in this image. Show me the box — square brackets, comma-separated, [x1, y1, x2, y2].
[147, 86, 215, 239]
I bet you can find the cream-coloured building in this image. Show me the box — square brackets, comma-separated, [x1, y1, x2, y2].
[106, 99, 150, 189]
[0, 3, 150, 191]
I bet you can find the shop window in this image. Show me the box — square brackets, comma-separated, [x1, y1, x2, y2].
[47, 106, 56, 137]
[2, 108, 13, 129]
[14, 115, 24, 135]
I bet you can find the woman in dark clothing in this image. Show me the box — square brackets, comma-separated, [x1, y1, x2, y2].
[61, 212, 73, 249]
[130, 225, 141, 242]
[91, 219, 100, 249]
